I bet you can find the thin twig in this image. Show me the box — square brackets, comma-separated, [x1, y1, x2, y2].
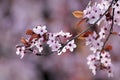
[99, 8, 115, 65]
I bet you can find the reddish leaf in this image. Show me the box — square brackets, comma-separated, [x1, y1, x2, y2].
[20, 37, 30, 46]
[105, 45, 112, 51]
[26, 29, 34, 35]
[78, 31, 93, 39]
[29, 34, 40, 42]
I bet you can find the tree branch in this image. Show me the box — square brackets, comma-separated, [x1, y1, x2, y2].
[36, 0, 115, 56]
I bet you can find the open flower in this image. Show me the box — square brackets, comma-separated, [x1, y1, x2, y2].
[33, 25, 47, 35]
[101, 51, 111, 67]
[66, 40, 77, 52]
[16, 46, 25, 59]
[56, 30, 72, 38]
[51, 41, 61, 52]
[113, 0, 120, 25]
[87, 54, 97, 75]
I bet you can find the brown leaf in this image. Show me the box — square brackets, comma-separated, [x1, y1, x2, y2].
[78, 31, 93, 40]
[20, 37, 30, 46]
[29, 34, 40, 42]
[111, 32, 118, 35]
[72, 11, 84, 18]
[26, 29, 34, 35]
[105, 45, 112, 51]
[76, 18, 88, 28]
[78, 36, 86, 40]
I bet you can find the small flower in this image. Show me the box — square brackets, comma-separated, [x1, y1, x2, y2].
[35, 38, 43, 53]
[51, 41, 61, 52]
[66, 40, 77, 52]
[101, 57, 111, 67]
[33, 25, 47, 35]
[99, 27, 106, 39]
[16, 46, 25, 59]
[30, 38, 44, 53]
[47, 39, 56, 47]
[101, 51, 111, 67]
[87, 54, 96, 65]
[56, 30, 72, 38]
[86, 31, 98, 46]
[30, 39, 38, 48]
[113, 1, 120, 25]
[85, 35, 93, 46]
[89, 39, 103, 53]
[36, 44, 43, 53]
[47, 33, 56, 47]
[94, 39, 103, 50]
[99, 25, 109, 39]
[87, 54, 97, 75]
[90, 47, 98, 53]
[48, 33, 56, 40]
[101, 0, 112, 10]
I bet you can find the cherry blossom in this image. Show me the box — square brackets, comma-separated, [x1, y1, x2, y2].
[86, 31, 104, 53]
[56, 30, 72, 38]
[33, 25, 47, 35]
[113, 0, 120, 25]
[85, 31, 98, 46]
[30, 38, 44, 53]
[66, 40, 76, 52]
[101, 0, 113, 10]
[83, 2, 104, 24]
[93, 39, 103, 50]
[57, 40, 76, 55]
[85, 34, 93, 46]
[99, 27, 106, 39]
[101, 51, 111, 67]
[87, 54, 97, 75]
[99, 24, 109, 39]
[47, 39, 56, 47]
[16, 46, 25, 59]
[51, 41, 61, 52]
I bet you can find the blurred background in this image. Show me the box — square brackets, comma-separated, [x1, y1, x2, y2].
[0, 0, 120, 80]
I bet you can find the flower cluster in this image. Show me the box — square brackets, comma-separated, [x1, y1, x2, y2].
[87, 51, 113, 77]
[85, 22, 113, 77]
[16, 25, 76, 59]
[83, 2, 104, 24]
[79, 0, 120, 77]
[86, 23, 109, 52]
[83, 0, 116, 77]
[83, 0, 117, 25]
